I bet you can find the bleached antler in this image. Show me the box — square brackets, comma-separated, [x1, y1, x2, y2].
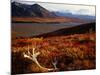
[52, 57, 58, 70]
[23, 47, 54, 72]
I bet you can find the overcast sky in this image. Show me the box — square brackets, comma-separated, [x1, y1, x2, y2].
[12, 0, 96, 16]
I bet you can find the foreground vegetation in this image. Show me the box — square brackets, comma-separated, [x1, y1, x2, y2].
[12, 33, 96, 74]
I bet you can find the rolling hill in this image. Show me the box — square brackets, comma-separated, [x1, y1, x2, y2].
[32, 22, 95, 38]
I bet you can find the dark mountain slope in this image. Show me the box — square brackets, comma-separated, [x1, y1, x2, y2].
[11, 2, 57, 17]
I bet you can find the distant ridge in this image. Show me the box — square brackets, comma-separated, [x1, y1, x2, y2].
[54, 11, 95, 21]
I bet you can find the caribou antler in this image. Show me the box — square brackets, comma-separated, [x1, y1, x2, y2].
[23, 47, 54, 72]
[52, 57, 58, 70]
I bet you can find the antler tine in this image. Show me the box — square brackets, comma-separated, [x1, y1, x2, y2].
[27, 46, 31, 55]
[27, 45, 33, 58]
[23, 51, 33, 60]
[52, 57, 58, 70]
[54, 57, 57, 64]
[32, 48, 35, 55]
[23, 52, 29, 58]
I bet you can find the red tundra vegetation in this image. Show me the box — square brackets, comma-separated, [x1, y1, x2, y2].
[11, 33, 96, 74]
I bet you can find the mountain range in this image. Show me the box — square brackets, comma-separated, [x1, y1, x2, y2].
[11, 2, 95, 22]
